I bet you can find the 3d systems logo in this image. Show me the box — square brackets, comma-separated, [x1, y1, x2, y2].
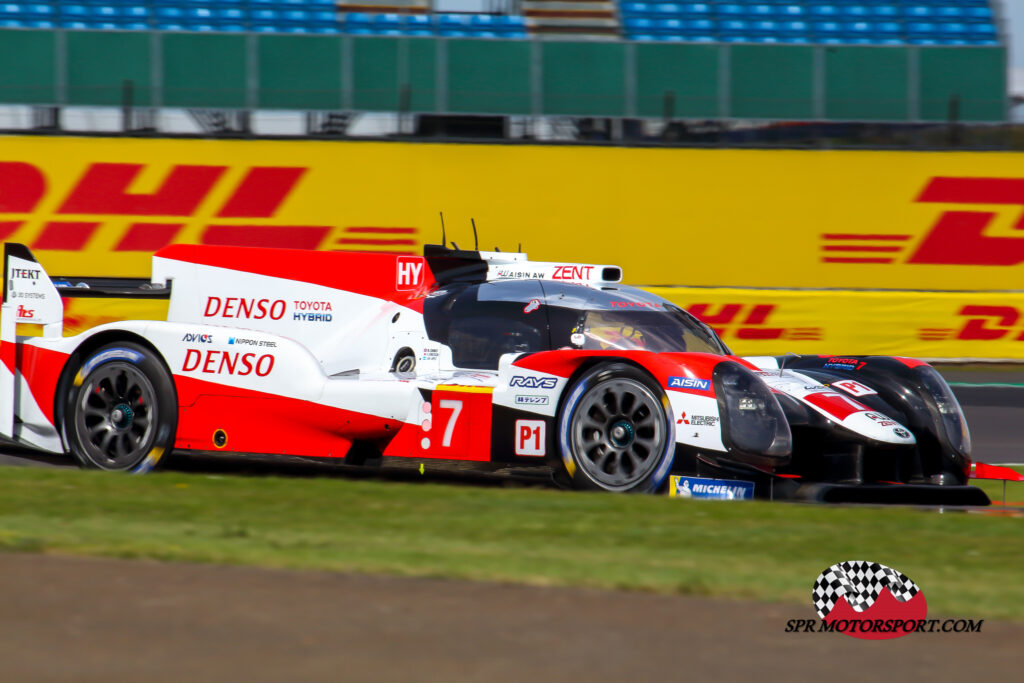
[811, 561, 927, 640]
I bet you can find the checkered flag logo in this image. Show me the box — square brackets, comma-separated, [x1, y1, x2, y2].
[812, 561, 920, 619]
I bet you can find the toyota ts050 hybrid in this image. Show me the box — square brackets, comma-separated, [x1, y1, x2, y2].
[0, 241, 1001, 504]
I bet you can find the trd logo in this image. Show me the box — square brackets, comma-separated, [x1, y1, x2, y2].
[509, 376, 558, 389]
[0, 161, 422, 254]
[15, 304, 33, 318]
[919, 305, 1024, 341]
[182, 333, 213, 343]
[820, 177, 1024, 266]
[396, 256, 424, 289]
[688, 303, 822, 341]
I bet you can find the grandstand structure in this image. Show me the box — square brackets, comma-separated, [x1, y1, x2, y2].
[0, 1, 1010, 141]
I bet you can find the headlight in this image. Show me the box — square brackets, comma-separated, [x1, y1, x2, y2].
[713, 362, 791, 459]
[915, 366, 972, 457]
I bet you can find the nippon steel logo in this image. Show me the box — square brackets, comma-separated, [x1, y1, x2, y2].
[784, 561, 983, 639]
[0, 161, 419, 254]
[819, 177, 1024, 266]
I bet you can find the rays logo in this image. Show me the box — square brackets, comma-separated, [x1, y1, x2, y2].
[812, 561, 927, 640]
[509, 376, 557, 389]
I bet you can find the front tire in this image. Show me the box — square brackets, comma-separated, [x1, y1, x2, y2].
[64, 342, 177, 473]
[557, 363, 675, 492]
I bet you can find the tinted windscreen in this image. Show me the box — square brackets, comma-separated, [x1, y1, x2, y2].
[548, 304, 728, 355]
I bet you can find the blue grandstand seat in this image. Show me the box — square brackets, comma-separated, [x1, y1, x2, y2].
[778, 5, 805, 18]
[688, 18, 714, 32]
[749, 4, 774, 17]
[622, 2, 649, 15]
[717, 4, 743, 17]
[810, 6, 839, 19]
[779, 20, 808, 34]
[653, 4, 681, 19]
[904, 6, 933, 19]
[680, 3, 710, 17]
[407, 14, 431, 30]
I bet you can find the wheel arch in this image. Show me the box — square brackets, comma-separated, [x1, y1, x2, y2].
[53, 330, 176, 444]
[552, 356, 675, 492]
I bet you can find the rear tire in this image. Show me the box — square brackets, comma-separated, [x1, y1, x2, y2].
[63, 342, 177, 473]
[557, 363, 674, 493]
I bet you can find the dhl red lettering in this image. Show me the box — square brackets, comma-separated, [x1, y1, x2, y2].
[114, 223, 184, 252]
[735, 304, 784, 340]
[0, 221, 23, 241]
[910, 177, 1024, 266]
[690, 303, 820, 341]
[31, 221, 101, 250]
[58, 163, 227, 216]
[688, 303, 743, 335]
[201, 225, 330, 250]
[956, 305, 1019, 341]
[0, 162, 46, 212]
[216, 167, 307, 218]
[181, 349, 274, 376]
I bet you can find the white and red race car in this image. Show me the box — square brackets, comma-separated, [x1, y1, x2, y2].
[0, 242, 996, 503]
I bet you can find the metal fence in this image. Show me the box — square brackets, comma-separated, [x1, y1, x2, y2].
[0, 28, 1008, 123]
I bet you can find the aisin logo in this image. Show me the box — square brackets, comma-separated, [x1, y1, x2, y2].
[812, 561, 927, 640]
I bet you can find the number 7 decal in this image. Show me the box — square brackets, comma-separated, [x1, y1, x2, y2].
[439, 399, 463, 448]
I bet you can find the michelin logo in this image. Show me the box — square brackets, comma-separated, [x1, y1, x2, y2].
[669, 476, 754, 501]
[667, 377, 711, 391]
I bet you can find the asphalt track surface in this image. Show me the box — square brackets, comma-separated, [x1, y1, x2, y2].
[0, 553, 1021, 683]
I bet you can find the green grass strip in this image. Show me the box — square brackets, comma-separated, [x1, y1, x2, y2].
[0, 467, 1021, 620]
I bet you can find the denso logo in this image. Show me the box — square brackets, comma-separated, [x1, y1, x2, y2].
[667, 377, 711, 390]
[509, 376, 558, 389]
[182, 333, 213, 343]
[688, 303, 821, 342]
[0, 161, 422, 254]
[204, 296, 286, 320]
[182, 349, 274, 376]
[820, 177, 1024, 267]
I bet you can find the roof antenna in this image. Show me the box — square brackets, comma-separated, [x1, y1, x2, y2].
[471, 218, 479, 251]
[779, 351, 800, 376]
[518, 242, 522, 252]
[439, 211, 447, 248]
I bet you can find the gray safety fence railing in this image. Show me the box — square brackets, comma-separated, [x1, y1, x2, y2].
[0, 29, 1009, 124]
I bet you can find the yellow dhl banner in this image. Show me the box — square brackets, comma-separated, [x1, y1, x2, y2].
[45, 287, 1024, 361]
[3, 136, 1024, 291]
[648, 287, 1024, 360]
